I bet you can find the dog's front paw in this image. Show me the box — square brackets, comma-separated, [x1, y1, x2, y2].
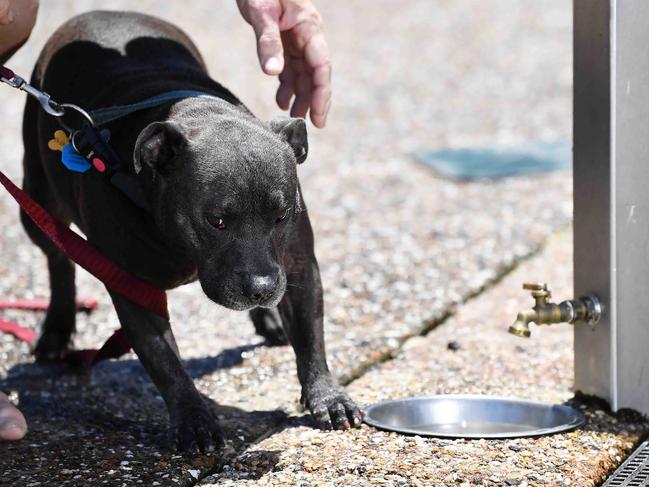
[170, 400, 225, 453]
[302, 379, 363, 431]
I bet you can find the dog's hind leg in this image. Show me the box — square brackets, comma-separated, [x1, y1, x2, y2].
[249, 307, 289, 346]
[20, 155, 77, 361]
[20, 94, 78, 360]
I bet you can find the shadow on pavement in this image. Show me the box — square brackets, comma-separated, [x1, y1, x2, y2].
[565, 393, 649, 437]
[0, 343, 290, 486]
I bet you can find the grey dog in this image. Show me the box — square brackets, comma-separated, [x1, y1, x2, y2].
[20, 10, 361, 452]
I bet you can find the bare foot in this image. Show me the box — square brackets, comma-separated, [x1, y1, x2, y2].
[0, 391, 27, 440]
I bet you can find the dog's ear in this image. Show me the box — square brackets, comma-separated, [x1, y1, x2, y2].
[134, 121, 186, 175]
[270, 118, 308, 164]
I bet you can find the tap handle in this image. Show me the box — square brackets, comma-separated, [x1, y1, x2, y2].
[523, 282, 548, 291]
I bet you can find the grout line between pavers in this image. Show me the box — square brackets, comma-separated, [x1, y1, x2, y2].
[193, 226, 568, 485]
[338, 227, 565, 386]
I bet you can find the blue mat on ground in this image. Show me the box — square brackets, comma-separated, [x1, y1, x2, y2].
[413, 141, 571, 181]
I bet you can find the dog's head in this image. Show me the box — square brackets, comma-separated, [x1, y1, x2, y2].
[133, 100, 308, 310]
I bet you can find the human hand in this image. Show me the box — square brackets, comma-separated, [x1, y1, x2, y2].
[0, 391, 27, 440]
[236, 0, 332, 128]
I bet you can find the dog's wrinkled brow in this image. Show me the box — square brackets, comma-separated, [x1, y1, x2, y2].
[214, 198, 238, 215]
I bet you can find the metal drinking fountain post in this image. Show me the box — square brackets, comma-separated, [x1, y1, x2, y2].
[510, 1, 649, 416]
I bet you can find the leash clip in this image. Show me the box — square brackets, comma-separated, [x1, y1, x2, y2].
[20, 82, 66, 117]
[1, 65, 65, 117]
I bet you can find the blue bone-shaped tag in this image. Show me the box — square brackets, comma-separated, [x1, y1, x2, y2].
[61, 144, 92, 173]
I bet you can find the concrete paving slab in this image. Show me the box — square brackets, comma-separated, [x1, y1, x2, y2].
[203, 232, 649, 486]
[0, 0, 578, 484]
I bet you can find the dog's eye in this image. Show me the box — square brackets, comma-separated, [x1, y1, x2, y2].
[207, 215, 226, 230]
[276, 208, 290, 223]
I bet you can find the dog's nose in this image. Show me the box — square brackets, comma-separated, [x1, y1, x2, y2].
[243, 273, 278, 302]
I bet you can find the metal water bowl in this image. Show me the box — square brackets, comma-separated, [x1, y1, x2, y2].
[363, 394, 585, 439]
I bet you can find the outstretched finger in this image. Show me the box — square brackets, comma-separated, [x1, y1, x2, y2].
[303, 31, 332, 127]
[309, 62, 332, 128]
[256, 20, 284, 75]
[276, 64, 296, 110]
[291, 70, 312, 119]
[237, 0, 284, 75]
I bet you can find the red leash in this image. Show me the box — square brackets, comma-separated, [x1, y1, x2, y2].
[0, 297, 98, 313]
[0, 318, 37, 344]
[0, 299, 96, 353]
[0, 299, 96, 344]
[0, 169, 169, 367]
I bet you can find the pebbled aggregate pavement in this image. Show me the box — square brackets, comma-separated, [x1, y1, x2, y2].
[1, 1, 628, 486]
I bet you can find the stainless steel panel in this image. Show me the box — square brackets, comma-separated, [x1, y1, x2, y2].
[574, 0, 649, 413]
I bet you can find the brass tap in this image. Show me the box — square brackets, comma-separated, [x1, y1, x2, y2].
[508, 283, 601, 338]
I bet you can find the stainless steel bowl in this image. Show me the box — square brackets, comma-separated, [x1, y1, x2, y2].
[363, 394, 585, 439]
